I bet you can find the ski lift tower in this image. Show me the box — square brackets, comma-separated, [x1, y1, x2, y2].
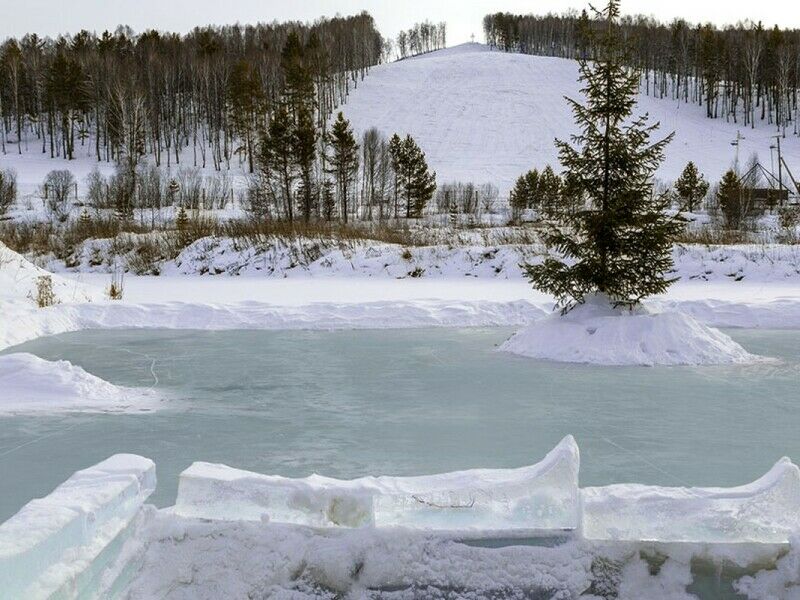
[731, 130, 745, 168]
[770, 135, 800, 206]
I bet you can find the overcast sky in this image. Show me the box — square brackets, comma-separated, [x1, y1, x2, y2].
[2, 1, 799, 43]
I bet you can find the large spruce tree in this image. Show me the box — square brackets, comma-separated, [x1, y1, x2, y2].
[523, 0, 684, 312]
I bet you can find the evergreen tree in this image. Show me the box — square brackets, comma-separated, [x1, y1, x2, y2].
[523, 0, 684, 312]
[227, 60, 263, 173]
[258, 104, 296, 221]
[325, 112, 359, 223]
[390, 135, 436, 218]
[674, 161, 709, 212]
[717, 169, 747, 229]
[46, 52, 88, 160]
[388, 133, 403, 218]
[537, 165, 561, 215]
[509, 168, 539, 217]
[320, 178, 336, 221]
[293, 105, 317, 222]
[282, 32, 315, 120]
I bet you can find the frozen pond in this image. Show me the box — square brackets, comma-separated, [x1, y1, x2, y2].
[1, 327, 798, 522]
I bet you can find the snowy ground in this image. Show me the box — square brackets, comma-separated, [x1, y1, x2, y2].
[2, 42, 800, 598]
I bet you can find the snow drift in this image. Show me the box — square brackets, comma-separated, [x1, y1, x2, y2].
[174, 435, 580, 532]
[499, 295, 756, 366]
[0, 353, 160, 413]
[0, 241, 100, 306]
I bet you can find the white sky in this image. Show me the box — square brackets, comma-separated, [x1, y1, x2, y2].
[2, 1, 799, 43]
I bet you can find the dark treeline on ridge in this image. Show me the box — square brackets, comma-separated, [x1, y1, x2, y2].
[0, 13, 384, 169]
[395, 21, 447, 60]
[483, 11, 800, 137]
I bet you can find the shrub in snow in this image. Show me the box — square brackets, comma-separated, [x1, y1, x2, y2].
[34, 275, 58, 308]
[42, 169, 75, 223]
[778, 205, 800, 231]
[0, 168, 16, 216]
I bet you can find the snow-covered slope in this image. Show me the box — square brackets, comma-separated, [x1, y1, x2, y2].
[340, 43, 800, 194]
[0, 242, 100, 306]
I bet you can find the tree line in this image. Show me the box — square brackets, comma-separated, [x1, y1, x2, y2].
[395, 22, 447, 60]
[483, 11, 800, 137]
[0, 13, 384, 170]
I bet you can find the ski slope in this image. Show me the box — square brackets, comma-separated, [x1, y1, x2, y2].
[340, 43, 800, 195]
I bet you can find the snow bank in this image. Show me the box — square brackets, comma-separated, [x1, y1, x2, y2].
[174, 435, 580, 533]
[0, 353, 161, 413]
[120, 514, 594, 599]
[0, 454, 155, 599]
[499, 295, 756, 366]
[64, 235, 800, 284]
[0, 241, 100, 305]
[0, 298, 545, 351]
[673, 244, 800, 283]
[582, 458, 800, 544]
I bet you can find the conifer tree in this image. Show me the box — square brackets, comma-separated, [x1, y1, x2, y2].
[537, 165, 561, 214]
[523, 0, 684, 312]
[388, 133, 403, 218]
[282, 32, 315, 120]
[390, 135, 436, 218]
[325, 112, 359, 223]
[227, 60, 263, 173]
[674, 161, 709, 212]
[259, 104, 296, 221]
[717, 169, 747, 228]
[293, 105, 317, 222]
[510, 168, 539, 217]
[320, 178, 336, 221]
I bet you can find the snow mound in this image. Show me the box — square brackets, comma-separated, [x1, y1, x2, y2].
[0, 242, 100, 305]
[174, 435, 580, 533]
[0, 454, 155, 599]
[0, 353, 161, 413]
[582, 457, 800, 544]
[498, 295, 757, 366]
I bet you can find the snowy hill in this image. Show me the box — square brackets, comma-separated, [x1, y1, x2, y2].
[340, 43, 800, 195]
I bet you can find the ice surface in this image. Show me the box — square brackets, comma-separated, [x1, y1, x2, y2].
[0, 454, 155, 599]
[0, 352, 161, 413]
[582, 457, 800, 543]
[174, 435, 580, 532]
[499, 294, 756, 366]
